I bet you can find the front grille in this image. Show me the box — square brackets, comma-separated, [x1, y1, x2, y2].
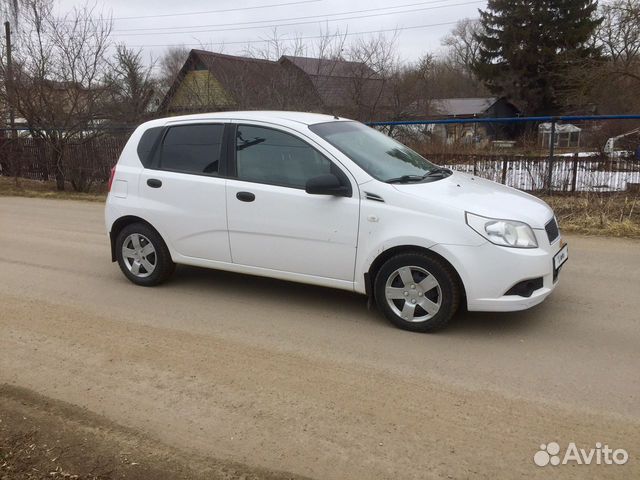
[545, 217, 560, 244]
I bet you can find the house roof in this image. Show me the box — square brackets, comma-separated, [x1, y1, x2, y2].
[431, 97, 500, 117]
[539, 122, 582, 133]
[191, 49, 279, 70]
[160, 49, 390, 114]
[280, 55, 387, 109]
[280, 55, 377, 78]
[160, 50, 287, 111]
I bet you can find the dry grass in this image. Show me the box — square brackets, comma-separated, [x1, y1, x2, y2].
[542, 193, 640, 238]
[0, 177, 107, 202]
[2, 176, 639, 239]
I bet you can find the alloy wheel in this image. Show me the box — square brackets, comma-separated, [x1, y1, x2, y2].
[121, 233, 157, 278]
[384, 266, 442, 323]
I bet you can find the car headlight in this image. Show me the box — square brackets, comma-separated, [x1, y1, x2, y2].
[465, 212, 538, 248]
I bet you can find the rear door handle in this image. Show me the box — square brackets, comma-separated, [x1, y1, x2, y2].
[236, 191, 255, 202]
[147, 178, 162, 188]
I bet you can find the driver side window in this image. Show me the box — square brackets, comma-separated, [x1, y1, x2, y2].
[235, 125, 334, 188]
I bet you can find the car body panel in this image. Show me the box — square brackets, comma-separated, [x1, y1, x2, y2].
[137, 170, 231, 262]
[226, 178, 360, 281]
[391, 171, 554, 229]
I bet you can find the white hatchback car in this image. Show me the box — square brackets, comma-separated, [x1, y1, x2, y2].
[105, 111, 568, 332]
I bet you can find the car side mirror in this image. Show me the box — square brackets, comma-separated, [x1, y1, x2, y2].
[305, 174, 351, 197]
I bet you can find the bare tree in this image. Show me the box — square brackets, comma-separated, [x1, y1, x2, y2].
[441, 19, 483, 74]
[158, 45, 189, 94]
[345, 33, 399, 121]
[1, 0, 112, 190]
[437, 19, 487, 99]
[105, 44, 156, 125]
[1, 0, 24, 25]
[386, 63, 425, 123]
[565, 0, 640, 113]
[246, 27, 306, 61]
[596, 0, 640, 81]
[597, 0, 640, 64]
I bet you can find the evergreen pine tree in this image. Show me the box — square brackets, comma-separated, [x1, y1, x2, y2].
[474, 0, 601, 114]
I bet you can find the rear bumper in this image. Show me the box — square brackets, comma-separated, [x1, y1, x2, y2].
[430, 231, 564, 312]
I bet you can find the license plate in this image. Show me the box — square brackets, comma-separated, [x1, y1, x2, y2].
[554, 244, 569, 270]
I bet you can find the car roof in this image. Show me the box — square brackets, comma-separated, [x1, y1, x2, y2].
[143, 111, 350, 129]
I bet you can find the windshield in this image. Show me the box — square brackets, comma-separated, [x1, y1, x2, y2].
[309, 121, 443, 183]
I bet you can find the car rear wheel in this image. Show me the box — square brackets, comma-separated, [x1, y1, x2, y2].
[374, 252, 460, 332]
[116, 223, 175, 286]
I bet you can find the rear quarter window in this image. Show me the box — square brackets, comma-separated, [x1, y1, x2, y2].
[137, 127, 163, 167]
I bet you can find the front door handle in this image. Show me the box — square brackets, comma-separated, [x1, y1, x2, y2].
[236, 191, 255, 202]
[147, 178, 162, 188]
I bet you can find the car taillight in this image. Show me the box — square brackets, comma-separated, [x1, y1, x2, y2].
[108, 166, 116, 192]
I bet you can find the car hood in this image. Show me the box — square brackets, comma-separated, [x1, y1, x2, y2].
[391, 171, 554, 229]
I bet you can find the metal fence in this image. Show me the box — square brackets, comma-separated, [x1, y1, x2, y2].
[0, 134, 130, 190]
[371, 114, 640, 194]
[1, 115, 640, 194]
[425, 154, 640, 193]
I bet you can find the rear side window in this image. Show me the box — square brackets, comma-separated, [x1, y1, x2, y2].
[160, 124, 224, 175]
[137, 127, 162, 167]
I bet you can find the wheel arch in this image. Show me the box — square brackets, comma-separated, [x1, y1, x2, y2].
[109, 215, 165, 262]
[365, 245, 467, 309]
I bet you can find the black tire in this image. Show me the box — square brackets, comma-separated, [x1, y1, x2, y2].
[115, 222, 175, 286]
[374, 252, 460, 332]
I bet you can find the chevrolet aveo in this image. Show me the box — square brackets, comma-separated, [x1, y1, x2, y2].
[105, 111, 568, 332]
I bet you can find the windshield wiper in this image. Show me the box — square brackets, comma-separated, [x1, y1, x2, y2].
[424, 167, 453, 178]
[386, 168, 453, 184]
[386, 175, 425, 184]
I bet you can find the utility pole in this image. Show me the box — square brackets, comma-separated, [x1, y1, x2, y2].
[5, 21, 15, 139]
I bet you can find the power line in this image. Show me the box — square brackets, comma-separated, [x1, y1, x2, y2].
[114, 0, 484, 37]
[113, 0, 455, 32]
[128, 19, 470, 48]
[88, 0, 323, 22]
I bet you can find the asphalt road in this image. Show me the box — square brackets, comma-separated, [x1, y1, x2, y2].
[1, 196, 639, 479]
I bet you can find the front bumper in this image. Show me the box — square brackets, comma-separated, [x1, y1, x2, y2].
[430, 230, 565, 312]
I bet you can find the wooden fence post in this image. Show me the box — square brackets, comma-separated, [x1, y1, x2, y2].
[571, 153, 579, 192]
[547, 119, 557, 194]
[501, 158, 509, 185]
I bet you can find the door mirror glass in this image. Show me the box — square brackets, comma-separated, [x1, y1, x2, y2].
[305, 174, 350, 197]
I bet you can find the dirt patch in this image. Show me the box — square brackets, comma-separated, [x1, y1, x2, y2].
[0, 384, 307, 480]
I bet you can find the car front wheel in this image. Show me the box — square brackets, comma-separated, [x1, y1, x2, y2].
[374, 252, 460, 332]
